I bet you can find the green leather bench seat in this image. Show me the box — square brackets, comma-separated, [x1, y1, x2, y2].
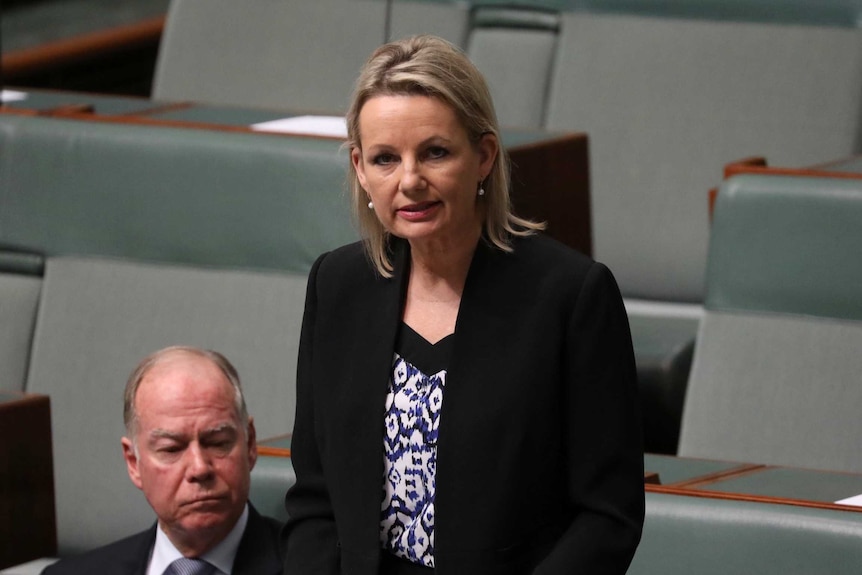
[0, 114, 356, 275]
[679, 175, 862, 473]
[0, 112, 355, 558]
[630, 491, 862, 574]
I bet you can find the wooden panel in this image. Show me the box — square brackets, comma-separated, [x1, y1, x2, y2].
[0, 392, 57, 568]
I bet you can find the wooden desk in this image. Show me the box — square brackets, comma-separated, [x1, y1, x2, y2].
[1, 89, 593, 257]
[0, 391, 57, 569]
[646, 453, 862, 514]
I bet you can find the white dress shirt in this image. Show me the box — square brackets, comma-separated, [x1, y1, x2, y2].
[146, 504, 249, 575]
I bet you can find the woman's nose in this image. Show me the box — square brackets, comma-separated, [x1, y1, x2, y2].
[398, 159, 425, 193]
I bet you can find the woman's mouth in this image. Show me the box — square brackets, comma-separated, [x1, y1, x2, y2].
[397, 201, 441, 221]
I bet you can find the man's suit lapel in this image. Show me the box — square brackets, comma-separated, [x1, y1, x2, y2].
[122, 526, 156, 575]
[231, 505, 282, 575]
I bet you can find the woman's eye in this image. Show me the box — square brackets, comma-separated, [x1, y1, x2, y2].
[372, 153, 395, 166]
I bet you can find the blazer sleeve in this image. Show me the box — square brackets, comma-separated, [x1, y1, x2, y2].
[282, 252, 341, 574]
[534, 261, 645, 575]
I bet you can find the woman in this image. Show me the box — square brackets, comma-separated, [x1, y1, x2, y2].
[283, 35, 644, 575]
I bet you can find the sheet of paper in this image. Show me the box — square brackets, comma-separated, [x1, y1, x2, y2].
[1, 90, 28, 103]
[834, 493, 862, 507]
[251, 115, 347, 138]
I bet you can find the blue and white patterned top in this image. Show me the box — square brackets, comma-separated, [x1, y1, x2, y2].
[380, 323, 453, 568]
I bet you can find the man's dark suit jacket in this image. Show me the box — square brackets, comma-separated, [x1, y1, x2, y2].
[43, 504, 283, 575]
[284, 234, 645, 575]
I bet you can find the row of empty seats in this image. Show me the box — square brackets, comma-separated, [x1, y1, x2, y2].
[0, 112, 347, 562]
[147, 0, 862, 453]
[4, 108, 862, 573]
[5, 0, 862, 571]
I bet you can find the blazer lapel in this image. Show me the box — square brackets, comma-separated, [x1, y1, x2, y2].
[330, 239, 410, 561]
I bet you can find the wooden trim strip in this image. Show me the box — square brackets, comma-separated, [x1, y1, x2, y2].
[646, 484, 862, 514]
[257, 446, 292, 458]
[722, 156, 862, 181]
[2, 16, 166, 76]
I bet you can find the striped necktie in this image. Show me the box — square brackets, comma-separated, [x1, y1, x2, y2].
[164, 557, 216, 575]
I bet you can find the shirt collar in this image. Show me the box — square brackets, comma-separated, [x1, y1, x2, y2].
[148, 503, 249, 575]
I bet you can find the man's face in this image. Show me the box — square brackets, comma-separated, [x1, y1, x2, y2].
[121, 353, 257, 554]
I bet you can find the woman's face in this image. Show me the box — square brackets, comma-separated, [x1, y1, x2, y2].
[352, 94, 497, 251]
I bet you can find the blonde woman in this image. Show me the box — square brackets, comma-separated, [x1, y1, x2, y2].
[284, 35, 644, 575]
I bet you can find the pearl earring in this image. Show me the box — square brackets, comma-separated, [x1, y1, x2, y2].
[478, 187, 485, 197]
[368, 200, 374, 209]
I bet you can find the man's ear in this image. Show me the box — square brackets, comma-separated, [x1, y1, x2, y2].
[246, 417, 258, 471]
[122, 436, 143, 490]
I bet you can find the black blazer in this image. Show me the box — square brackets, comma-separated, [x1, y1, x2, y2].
[43, 504, 283, 575]
[284, 234, 644, 575]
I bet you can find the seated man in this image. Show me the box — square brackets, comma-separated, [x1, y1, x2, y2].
[45, 346, 283, 575]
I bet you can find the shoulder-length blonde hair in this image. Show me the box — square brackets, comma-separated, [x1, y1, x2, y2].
[346, 35, 543, 277]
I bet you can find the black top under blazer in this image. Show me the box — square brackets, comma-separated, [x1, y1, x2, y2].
[283, 233, 645, 575]
[42, 504, 284, 575]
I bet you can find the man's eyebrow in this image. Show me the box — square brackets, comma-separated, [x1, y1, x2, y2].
[149, 429, 185, 441]
[147, 423, 238, 442]
[200, 423, 239, 437]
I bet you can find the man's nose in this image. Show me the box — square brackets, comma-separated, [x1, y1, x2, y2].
[185, 444, 214, 482]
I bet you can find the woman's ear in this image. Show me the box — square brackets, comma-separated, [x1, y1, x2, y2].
[477, 133, 499, 179]
[352, 147, 368, 189]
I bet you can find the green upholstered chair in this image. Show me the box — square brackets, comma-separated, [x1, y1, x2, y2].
[630, 491, 862, 574]
[0, 112, 350, 561]
[24, 256, 307, 554]
[0, 254, 42, 394]
[152, 0, 472, 113]
[0, 114, 355, 274]
[466, 6, 561, 129]
[152, 0, 388, 113]
[678, 174, 862, 473]
[390, 0, 470, 46]
[545, 12, 862, 452]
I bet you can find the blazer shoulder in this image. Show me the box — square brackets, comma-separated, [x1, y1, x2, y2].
[42, 528, 153, 574]
[504, 233, 598, 282]
[313, 241, 374, 281]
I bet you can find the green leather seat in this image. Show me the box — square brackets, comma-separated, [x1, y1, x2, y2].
[630, 491, 862, 574]
[679, 174, 862, 473]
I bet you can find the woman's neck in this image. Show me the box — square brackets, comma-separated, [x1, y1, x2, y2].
[402, 228, 481, 343]
[408, 230, 479, 296]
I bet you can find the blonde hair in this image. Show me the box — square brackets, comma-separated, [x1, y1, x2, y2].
[346, 35, 544, 277]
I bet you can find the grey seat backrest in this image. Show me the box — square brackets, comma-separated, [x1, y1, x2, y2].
[25, 256, 307, 554]
[678, 175, 862, 473]
[152, 0, 387, 113]
[546, 12, 862, 303]
[630, 491, 862, 574]
[389, 0, 470, 47]
[466, 6, 561, 128]
[0, 264, 41, 393]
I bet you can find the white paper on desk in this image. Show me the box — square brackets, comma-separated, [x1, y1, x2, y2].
[251, 115, 347, 138]
[834, 493, 862, 507]
[1, 90, 28, 103]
